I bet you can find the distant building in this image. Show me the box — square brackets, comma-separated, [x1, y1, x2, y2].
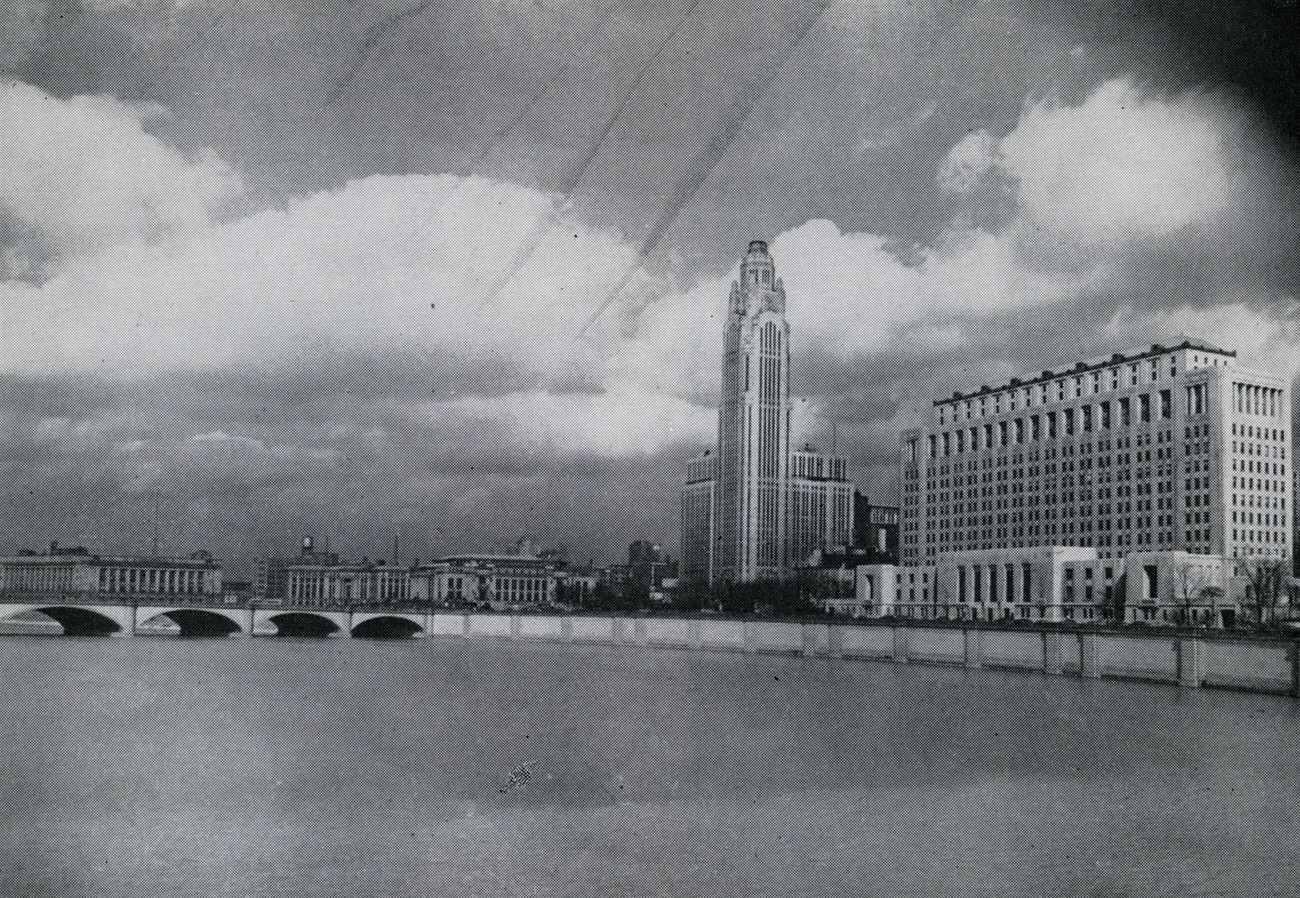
[603, 542, 679, 605]
[410, 550, 559, 610]
[787, 447, 854, 567]
[255, 536, 339, 603]
[852, 548, 1234, 626]
[282, 556, 411, 607]
[853, 492, 899, 564]
[682, 241, 855, 586]
[681, 450, 718, 587]
[0, 541, 222, 602]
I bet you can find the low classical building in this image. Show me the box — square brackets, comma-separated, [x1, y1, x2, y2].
[843, 547, 1233, 626]
[0, 542, 223, 603]
[410, 552, 560, 610]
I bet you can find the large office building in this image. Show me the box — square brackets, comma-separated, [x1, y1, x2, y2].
[682, 241, 854, 586]
[880, 341, 1291, 626]
[902, 341, 1290, 566]
[714, 239, 793, 583]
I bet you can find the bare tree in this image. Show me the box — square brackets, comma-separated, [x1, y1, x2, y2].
[1242, 554, 1290, 627]
[1172, 561, 1219, 627]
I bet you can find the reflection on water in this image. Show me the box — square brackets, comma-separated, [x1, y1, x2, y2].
[1, 635, 1298, 897]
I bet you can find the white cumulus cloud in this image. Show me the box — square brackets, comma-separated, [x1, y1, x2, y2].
[0, 82, 244, 254]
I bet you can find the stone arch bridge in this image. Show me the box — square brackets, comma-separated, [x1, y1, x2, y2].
[0, 601, 432, 638]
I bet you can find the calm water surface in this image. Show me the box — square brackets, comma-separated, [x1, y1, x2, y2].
[1, 634, 1298, 897]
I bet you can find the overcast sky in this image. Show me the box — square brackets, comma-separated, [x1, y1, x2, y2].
[2, 0, 1298, 572]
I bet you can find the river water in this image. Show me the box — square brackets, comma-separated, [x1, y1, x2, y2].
[1, 634, 1298, 897]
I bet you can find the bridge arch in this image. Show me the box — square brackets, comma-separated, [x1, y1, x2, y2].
[351, 614, 425, 639]
[138, 608, 246, 637]
[264, 611, 341, 638]
[0, 605, 125, 636]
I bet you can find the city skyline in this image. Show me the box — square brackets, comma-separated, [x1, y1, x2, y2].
[3, 1, 1300, 572]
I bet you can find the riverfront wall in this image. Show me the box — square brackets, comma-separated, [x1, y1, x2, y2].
[4, 600, 1297, 698]
[444, 612, 1300, 699]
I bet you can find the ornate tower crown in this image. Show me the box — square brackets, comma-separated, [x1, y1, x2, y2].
[733, 239, 785, 316]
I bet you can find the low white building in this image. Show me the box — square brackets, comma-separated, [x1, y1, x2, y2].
[410, 553, 559, 610]
[853, 547, 1238, 626]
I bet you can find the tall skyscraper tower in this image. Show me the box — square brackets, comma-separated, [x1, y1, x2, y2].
[715, 240, 792, 583]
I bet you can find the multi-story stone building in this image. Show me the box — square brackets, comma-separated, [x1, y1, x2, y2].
[682, 241, 854, 586]
[681, 450, 718, 586]
[787, 448, 854, 567]
[883, 341, 1290, 626]
[0, 542, 222, 602]
[902, 341, 1290, 566]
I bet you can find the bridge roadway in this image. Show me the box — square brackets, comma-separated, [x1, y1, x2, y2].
[0, 596, 434, 638]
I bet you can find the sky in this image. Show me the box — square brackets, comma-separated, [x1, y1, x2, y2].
[2, 0, 1299, 573]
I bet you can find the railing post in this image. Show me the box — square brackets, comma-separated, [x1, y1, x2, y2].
[963, 627, 982, 669]
[1042, 631, 1063, 676]
[1177, 636, 1204, 688]
[892, 626, 909, 663]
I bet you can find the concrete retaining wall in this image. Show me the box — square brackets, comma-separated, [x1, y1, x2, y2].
[643, 617, 692, 647]
[906, 627, 965, 664]
[433, 612, 1299, 699]
[982, 631, 1046, 670]
[749, 621, 803, 653]
[467, 614, 511, 638]
[570, 616, 617, 643]
[1099, 635, 1179, 681]
[430, 613, 467, 636]
[1203, 640, 1294, 694]
[699, 619, 747, 650]
[839, 626, 893, 659]
[518, 616, 565, 639]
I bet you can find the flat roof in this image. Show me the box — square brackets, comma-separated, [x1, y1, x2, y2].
[935, 340, 1235, 407]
